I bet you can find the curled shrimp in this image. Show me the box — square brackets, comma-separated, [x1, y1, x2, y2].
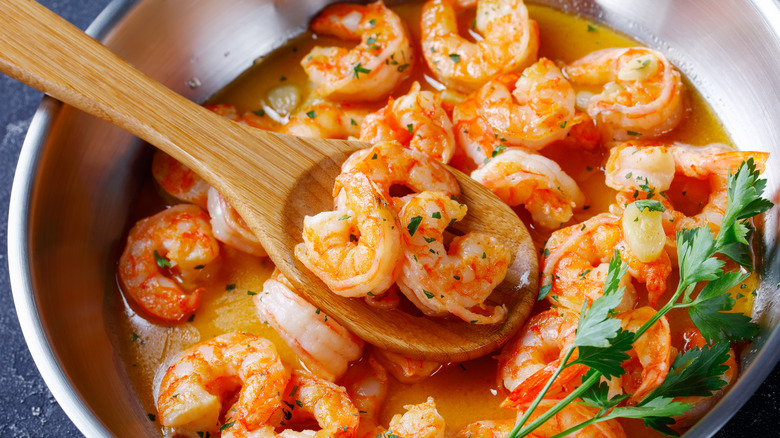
[341, 355, 390, 438]
[475, 59, 577, 151]
[255, 273, 364, 381]
[360, 82, 456, 163]
[470, 147, 585, 229]
[606, 142, 769, 233]
[221, 369, 359, 438]
[281, 98, 370, 139]
[541, 213, 671, 310]
[151, 150, 210, 210]
[563, 47, 685, 141]
[616, 306, 671, 404]
[396, 191, 510, 324]
[671, 328, 737, 429]
[340, 141, 460, 211]
[517, 399, 627, 438]
[296, 170, 402, 298]
[420, 0, 539, 92]
[302, 1, 414, 101]
[207, 187, 267, 257]
[155, 332, 289, 436]
[499, 309, 587, 408]
[118, 204, 220, 322]
[373, 348, 445, 383]
[380, 397, 447, 438]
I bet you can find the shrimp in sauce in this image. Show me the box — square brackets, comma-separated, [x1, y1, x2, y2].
[397, 191, 510, 324]
[295, 170, 402, 298]
[470, 147, 585, 229]
[151, 151, 210, 210]
[255, 273, 364, 381]
[420, 0, 539, 92]
[606, 142, 769, 234]
[360, 82, 456, 163]
[207, 187, 267, 258]
[156, 332, 289, 436]
[541, 213, 671, 310]
[119, 204, 220, 322]
[563, 47, 685, 142]
[302, 1, 414, 101]
[499, 309, 586, 407]
[339, 140, 460, 211]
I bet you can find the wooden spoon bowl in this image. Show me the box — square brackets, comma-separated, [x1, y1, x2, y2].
[0, 0, 537, 362]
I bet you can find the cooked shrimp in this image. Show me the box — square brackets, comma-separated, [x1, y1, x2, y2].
[451, 90, 503, 172]
[475, 59, 576, 151]
[563, 47, 685, 141]
[470, 147, 585, 229]
[296, 170, 402, 297]
[339, 141, 460, 211]
[119, 204, 220, 322]
[206, 187, 267, 257]
[382, 397, 447, 438]
[359, 82, 456, 163]
[606, 142, 769, 233]
[517, 399, 627, 438]
[221, 369, 359, 438]
[151, 150, 210, 210]
[255, 274, 364, 381]
[396, 191, 510, 324]
[156, 332, 289, 436]
[373, 348, 445, 383]
[541, 213, 671, 310]
[282, 370, 360, 437]
[617, 306, 671, 404]
[420, 0, 539, 92]
[671, 328, 737, 429]
[341, 355, 390, 438]
[281, 98, 370, 139]
[455, 419, 514, 438]
[302, 1, 414, 101]
[499, 309, 587, 408]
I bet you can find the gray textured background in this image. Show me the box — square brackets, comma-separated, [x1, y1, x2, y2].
[0, 1, 777, 436]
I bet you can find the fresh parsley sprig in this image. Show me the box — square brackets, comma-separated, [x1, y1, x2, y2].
[506, 255, 631, 435]
[506, 159, 772, 437]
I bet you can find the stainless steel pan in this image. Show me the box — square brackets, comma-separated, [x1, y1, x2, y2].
[8, 0, 780, 436]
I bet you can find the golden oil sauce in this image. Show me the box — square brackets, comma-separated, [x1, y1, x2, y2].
[114, 2, 749, 436]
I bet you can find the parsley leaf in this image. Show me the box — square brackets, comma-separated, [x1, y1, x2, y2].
[578, 371, 630, 410]
[642, 341, 731, 401]
[634, 199, 666, 212]
[352, 63, 371, 78]
[721, 158, 773, 226]
[688, 271, 757, 343]
[573, 253, 627, 349]
[153, 250, 171, 268]
[537, 283, 552, 301]
[676, 227, 723, 287]
[571, 329, 633, 379]
[609, 397, 692, 436]
[407, 216, 423, 236]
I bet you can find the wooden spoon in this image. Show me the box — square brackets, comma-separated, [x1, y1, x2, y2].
[0, 0, 537, 362]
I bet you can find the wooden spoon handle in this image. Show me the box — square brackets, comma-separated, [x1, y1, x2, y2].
[0, 0, 342, 218]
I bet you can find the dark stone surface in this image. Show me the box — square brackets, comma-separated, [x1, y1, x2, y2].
[0, 1, 777, 437]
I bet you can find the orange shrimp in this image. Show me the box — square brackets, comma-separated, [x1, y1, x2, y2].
[118, 204, 220, 322]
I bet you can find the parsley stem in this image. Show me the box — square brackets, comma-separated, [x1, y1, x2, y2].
[548, 416, 603, 438]
[509, 346, 575, 437]
[514, 371, 602, 437]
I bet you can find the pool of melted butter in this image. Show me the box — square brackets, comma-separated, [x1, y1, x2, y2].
[112, 2, 755, 435]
